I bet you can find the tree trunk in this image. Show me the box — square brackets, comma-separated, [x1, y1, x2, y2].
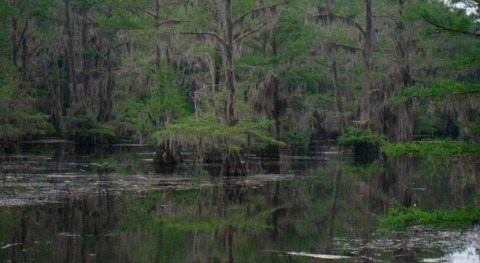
[21, 36, 28, 89]
[54, 48, 64, 135]
[395, 0, 413, 142]
[82, 9, 90, 99]
[396, 101, 413, 142]
[332, 60, 344, 131]
[65, 0, 77, 107]
[360, 0, 373, 124]
[224, 0, 236, 126]
[99, 47, 113, 123]
[154, 0, 161, 68]
[11, 18, 18, 66]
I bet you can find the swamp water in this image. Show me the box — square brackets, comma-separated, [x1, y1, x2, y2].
[0, 141, 478, 262]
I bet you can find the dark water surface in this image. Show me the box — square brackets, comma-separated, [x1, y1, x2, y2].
[0, 141, 479, 262]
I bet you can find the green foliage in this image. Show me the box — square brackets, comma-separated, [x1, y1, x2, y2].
[114, 66, 190, 143]
[0, 61, 52, 144]
[392, 81, 480, 104]
[379, 205, 480, 230]
[416, 1, 476, 34]
[64, 112, 115, 142]
[0, 0, 478, 149]
[462, 120, 480, 139]
[380, 140, 480, 158]
[338, 125, 384, 146]
[283, 131, 306, 143]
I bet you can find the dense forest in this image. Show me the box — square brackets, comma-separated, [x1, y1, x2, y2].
[0, 0, 479, 164]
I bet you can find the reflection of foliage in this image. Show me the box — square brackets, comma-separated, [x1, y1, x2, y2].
[157, 206, 283, 232]
[379, 205, 480, 230]
[64, 111, 115, 142]
[0, 209, 21, 245]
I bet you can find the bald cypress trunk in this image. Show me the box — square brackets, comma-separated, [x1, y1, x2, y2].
[359, 0, 373, 124]
[65, 0, 77, 107]
[395, 0, 413, 142]
[224, 0, 236, 126]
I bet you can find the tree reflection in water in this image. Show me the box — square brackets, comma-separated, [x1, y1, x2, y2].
[0, 143, 478, 262]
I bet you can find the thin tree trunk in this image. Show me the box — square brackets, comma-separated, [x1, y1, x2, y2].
[82, 9, 90, 99]
[65, 0, 77, 107]
[21, 36, 28, 89]
[99, 47, 113, 123]
[55, 48, 64, 135]
[11, 18, 18, 66]
[332, 60, 344, 131]
[155, 0, 161, 68]
[224, 0, 236, 126]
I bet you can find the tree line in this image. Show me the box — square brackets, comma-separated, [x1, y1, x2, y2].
[0, 0, 478, 154]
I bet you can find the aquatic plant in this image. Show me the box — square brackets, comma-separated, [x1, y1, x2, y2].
[379, 206, 480, 230]
[380, 140, 480, 158]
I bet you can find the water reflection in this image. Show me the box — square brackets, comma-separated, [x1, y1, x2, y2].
[0, 142, 478, 262]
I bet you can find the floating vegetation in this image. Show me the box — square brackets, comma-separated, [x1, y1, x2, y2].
[379, 206, 480, 230]
[381, 140, 480, 158]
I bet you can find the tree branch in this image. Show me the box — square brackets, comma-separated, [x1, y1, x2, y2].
[234, 20, 270, 43]
[233, 2, 286, 25]
[315, 13, 365, 36]
[423, 18, 480, 38]
[334, 43, 363, 53]
[155, 19, 188, 28]
[15, 18, 29, 51]
[131, 7, 156, 19]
